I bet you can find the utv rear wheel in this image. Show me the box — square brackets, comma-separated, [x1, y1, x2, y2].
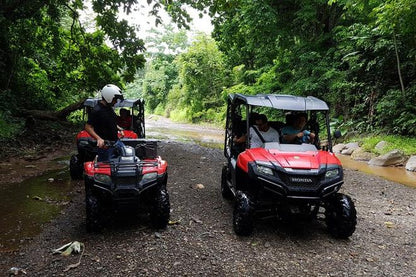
[221, 165, 233, 200]
[325, 193, 357, 239]
[69, 154, 83, 180]
[150, 189, 170, 229]
[86, 194, 103, 233]
[233, 191, 254, 236]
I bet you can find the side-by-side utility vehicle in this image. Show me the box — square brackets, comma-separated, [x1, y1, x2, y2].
[221, 94, 357, 238]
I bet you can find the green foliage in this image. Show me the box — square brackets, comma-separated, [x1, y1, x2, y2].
[375, 88, 416, 135]
[66, 110, 85, 124]
[169, 108, 192, 122]
[1, 0, 416, 140]
[0, 0, 148, 115]
[171, 34, 227, 123]
[0, 112, 24, 139]
[189, 0, 416, 136]
[140, 24, 189, 113]
[358, 135, 416, 156]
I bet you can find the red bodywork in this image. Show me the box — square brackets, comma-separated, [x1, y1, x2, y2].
[76, 130, 138, 140]
[237, 148, 342, 173]
[84, 157, 167, 177]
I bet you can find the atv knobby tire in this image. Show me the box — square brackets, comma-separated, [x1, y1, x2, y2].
[325, 193, 357, 239]
[221, 165, 233, 200]
[86, 194, 103, 233]
[70, 154, 83, 180]
[233, 191, 255, 236]
[150, 188, 170, 229]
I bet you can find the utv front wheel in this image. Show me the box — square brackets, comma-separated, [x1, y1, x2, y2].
[325, 193, 357, 239]
[221, 165, 233, 200]
[69, 154, 83, 180]
[86, 194, 103, 233]
[233, 191, 254, 236]
[150, 189, 170, 229]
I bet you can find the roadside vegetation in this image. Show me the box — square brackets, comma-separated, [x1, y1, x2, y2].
[0, 1, 415, 154]
[352, 135, 416, 156]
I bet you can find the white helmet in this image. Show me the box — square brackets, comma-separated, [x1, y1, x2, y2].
[101, 84, 123, 104]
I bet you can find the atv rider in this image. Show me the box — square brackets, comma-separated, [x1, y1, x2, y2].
[85, 84, 125, 162]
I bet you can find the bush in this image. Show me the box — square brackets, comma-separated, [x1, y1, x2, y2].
[376, 88, 416, 136]
[0, 112, 24, 140]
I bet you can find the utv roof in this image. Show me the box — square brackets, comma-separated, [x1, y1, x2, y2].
[230, 94, 329, 111]
[84, 98, 144, 108]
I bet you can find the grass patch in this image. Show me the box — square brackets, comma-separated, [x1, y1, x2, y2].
[351, 135, 416, 156]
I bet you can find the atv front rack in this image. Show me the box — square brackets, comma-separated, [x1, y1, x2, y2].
[94, 159, 159, 173]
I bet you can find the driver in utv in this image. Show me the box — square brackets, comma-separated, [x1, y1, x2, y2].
[281, 112, 315, 144]
[84, 84, 125, 162]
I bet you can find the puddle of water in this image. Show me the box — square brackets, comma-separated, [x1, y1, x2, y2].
[0, 170, 73, 251]
[337, 155, 416, 188]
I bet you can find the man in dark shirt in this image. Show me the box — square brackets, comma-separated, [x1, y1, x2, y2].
[85, 84, 124, 161]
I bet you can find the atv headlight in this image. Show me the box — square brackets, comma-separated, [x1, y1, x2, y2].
[325, 168, 340, 180]
[257, 165, 274, 176]
[79, 140, 89, 146]
[94, 173, 112, 185]
[142, 172, 157, 182]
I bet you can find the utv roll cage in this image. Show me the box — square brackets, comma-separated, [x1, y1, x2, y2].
[224, 93, 333, 158]
[83, 98, 145, 138]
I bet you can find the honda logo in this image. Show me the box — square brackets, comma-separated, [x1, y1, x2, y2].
[290, 177, 313, 183]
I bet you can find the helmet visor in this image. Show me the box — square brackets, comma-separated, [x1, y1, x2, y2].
[114, 94, 124, 102]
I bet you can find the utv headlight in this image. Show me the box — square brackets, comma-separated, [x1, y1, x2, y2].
[257, 165, 274, 176]
[142, 172, 157, 182]
[325, 168, 340, 180]
[94, 174, 112, 185]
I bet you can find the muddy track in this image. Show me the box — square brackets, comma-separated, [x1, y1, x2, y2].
[1, 139, 416, 276]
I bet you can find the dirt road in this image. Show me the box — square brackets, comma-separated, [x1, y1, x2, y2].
[2, 139, 416, 276]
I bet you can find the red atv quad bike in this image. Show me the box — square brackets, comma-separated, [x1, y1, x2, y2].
[69, 98, 145, 180]
[221, 94, 357, 238]
[83, 139, 170, 232]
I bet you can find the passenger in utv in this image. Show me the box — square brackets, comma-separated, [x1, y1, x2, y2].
[232, 114, 247, 153]
[117, 108, 132, 130]
[85, 84, 125, 162]
[281, 112, 315, 144]
[249, 114, 279, 148]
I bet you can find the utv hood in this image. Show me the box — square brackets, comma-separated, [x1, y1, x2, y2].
[237, 144, 341, 172]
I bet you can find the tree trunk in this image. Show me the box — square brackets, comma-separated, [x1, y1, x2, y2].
[393, 33, 405, 94]
[18, 98, 86, 121]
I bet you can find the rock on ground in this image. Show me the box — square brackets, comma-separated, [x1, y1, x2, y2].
[405, 155, 416, 172]
[368, 149, 407, 166]
[351, 148, 375, 161]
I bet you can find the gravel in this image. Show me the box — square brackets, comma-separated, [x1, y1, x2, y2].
[1, 140, 416, 276]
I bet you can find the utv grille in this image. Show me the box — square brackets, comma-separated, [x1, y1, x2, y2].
[114, 176, 139, 186]
[278, 173, 321, 192]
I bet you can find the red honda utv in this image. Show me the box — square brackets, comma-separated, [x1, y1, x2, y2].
[69, 98, 145, 180]
[221, 94, 356, 238]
